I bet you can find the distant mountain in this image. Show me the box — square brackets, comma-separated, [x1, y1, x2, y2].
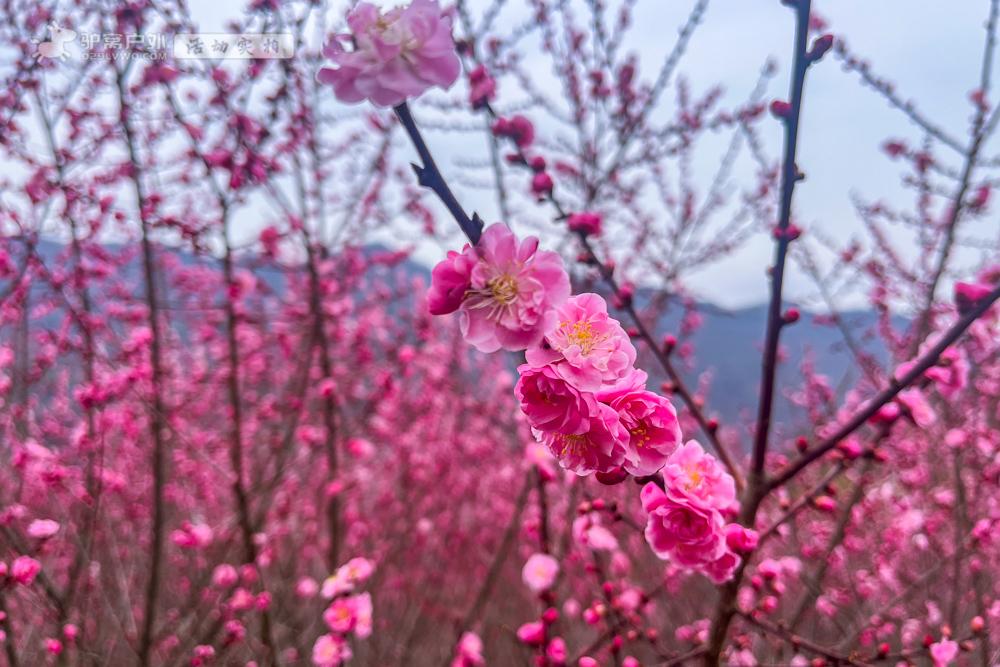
[16, 239, 895, 437]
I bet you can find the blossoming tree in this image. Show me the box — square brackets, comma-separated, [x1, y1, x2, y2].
[0, 0, 999, 665]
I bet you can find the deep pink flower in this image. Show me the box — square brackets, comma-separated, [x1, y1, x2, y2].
[526, 293, 636, 391]
[317, 0, 461, 107]
[312, 633, 352, 667]
[427, 249, 476, 316]
[10, 556, 40, 585]
[640, 483, 726, 568]
[704, 548, 741, 584]
[468, 65, 497, 108]
[598, 379, 681, 476]
[660, 441, 736, 511]
[531, 172, 554, 196]
[522, 553, 559, 593]
[724, 524, 759, 553]
[954, 280, 993, 314]
[534, 403, 627, 475]
[323, 592, 373, 638]
[516, 363, 600, 434]
[431, 223, 570, 353]
[546, 637, 567, 663]
[567, 212, 603, 236]
[516, 621, 546, 646]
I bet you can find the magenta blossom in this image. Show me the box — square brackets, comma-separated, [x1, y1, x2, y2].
[640, 483, 727, 569]
[323, 592, 372, 638]
[312, 633, 352, 667]
[451, 632, 485, 667]
[10, 556, 41, 585]
[516, 363, 600, 434]
[704, 548, 741, 584]
[430, 223, 570, 352]
[526, 293, 636, 391]
[317, 0, 461, 107]
[598, 378, 682, 476]
[661, 441, 737, 511]
[929, 638, 959, 666]
[534, 403, 627, 475]
[427, 249, 475, 316]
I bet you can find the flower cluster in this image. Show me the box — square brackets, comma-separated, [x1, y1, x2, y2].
[317, 0, 460, 107]
[640, 442, 755, 583]
[312, 558, 375, 667]
[429, 224, 682, 477]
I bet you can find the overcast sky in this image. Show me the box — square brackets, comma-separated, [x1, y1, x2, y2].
[68, 2, 1000, 308]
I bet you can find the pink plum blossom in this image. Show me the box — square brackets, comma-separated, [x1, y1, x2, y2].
[598, 379, 682, 476]
[10, 556, 41, 585]
[526, 293, 637, 391]
[661, 441, 737, 511]
[27, 519, 60, 539]
[533, 402, 627, 475]
[640, 483, 727, 570]
[516, 620, 546, 645]
[522, 553, 560, 593]
[929, 638, 959, 666]
[323, 592, 373, 638]
[317, 0, 461, 107]
[516, 364, 601, 434]
[451, 632, 484, 667]
[312, 633, 352, 667]
[429, 223, 570, 352]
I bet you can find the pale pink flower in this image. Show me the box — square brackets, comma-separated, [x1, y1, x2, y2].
[533, 403, 626, 475]
[929, 639, 959, 666]
[317, 0, 461, 107]
[212, 564, 238, 588]
[27, 519, 59, 539]
[640, 483, 726, 568]
[296, 577, 319, 598]
[598, 380, 682, 476]
[897, 388, 936, 427]
[516, 363, 600, 434]
[522, 553, 559, 593]
[451, 631, 484, 667]
[323, 557, 376, 598]
[10, 556, 41, 585]
[661, 441, 736, 511]
[526, 293, 636, 391]
[312, 633, 352, 667]
[460, 223, 570, 352]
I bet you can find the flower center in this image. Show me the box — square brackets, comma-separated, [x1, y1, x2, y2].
[559, 320, 604, 354]
[556, 433, 588, 457]
[488, 274, 519, 305]
[685, 466, 702, 488]
[629, 422, 650, 447]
